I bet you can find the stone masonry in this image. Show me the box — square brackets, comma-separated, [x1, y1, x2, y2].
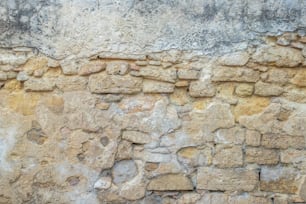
[0, 32, 306, 203]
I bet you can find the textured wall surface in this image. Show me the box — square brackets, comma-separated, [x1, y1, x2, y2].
[1, 1, 306, 204]
[1, 0, 306, 58]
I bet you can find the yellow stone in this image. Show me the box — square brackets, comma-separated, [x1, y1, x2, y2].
[7, 91, 42, 115]
[45, 95, 64, 113]
[170, 88, 190, 105]
[4, 80, 22, 91]
[291, 69, 306, 87]
[177, 147, 197, 158]
[193, 99, 210, 110]
[22, 56, 48, 73]
[234, 96, 270, 120]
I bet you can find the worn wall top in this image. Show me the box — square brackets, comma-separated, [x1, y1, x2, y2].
[1, 0, 306, 59]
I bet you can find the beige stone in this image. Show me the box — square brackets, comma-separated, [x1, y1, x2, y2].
[245, 130, 261, 146]
[228, 194, 272, 204]
[177, 69, 199, 80]
[260, 167, 302, 193]
[133, 67, 177, 83]
[24, 78, 55, 91]
[88, 73, 142, 94]
[106, 61, 129, 75]
[197, 193, 228, 204]
[212, 67, 260, 82]
[175, 80, 189, 87]
[147, 174, 193, 191]
[253, 45, 304, 67]
[280, 149, 305, 164]
[169, 88, 190, 105]
[218, 51, 250, 66]
[213, 145, 243, 168]
[234, 97, 270, 120]
[235, 83, 254, 97]
[189, 81, 216, 97]
[0, 71, 7, 80]
[7, 91, 41, 115]
[143, 79, 174, 93]
[122, 130, 151, 144]
[78, 60, 106, 76]
[56, 76, 87, 91]
[197, 167, 258, 191]
[177, 146, 212, 167]
[291, 69, 306, 87]
[215, 126, 245, 144]
[245, 147, 279, 165]
[266, 69, 291, 85]
[4, 79, 22, 91]
[255, 81, 284, 96]
[262, 134, 305, 149]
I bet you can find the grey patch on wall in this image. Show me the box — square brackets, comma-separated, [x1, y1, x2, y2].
[0, 0, 306, 59]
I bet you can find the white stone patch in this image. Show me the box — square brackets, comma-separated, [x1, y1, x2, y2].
[0, 127, 17, 172]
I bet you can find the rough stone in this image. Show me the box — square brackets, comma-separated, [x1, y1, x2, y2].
[94, 177, 112, 190]
[213, 145, 243, 168]
[24, 78, 55, 91]
[234, 97, 270, 120]
[177, 146, 212, 167]
[56, 76, 88, 91]
[253, 45, 304, 67]
[255, 81, 284, 96]
[245, 130, 261, 147]
[189, 81, 216, 97]
[16, 71, 29, 81]
[245, 147, 279, 165]
[266, 69, 291, 85]
[177, 69, 200, 80]
[228, 194, 272, 204]
[197, 167, 258, 191]
[280, 149, 305, 164]
[106, 61, 129, 75]
[235, 83, 254, 97]
[78, 60, 106, 76]
[218, 51, 250, 66]
[197, 193, 228, 204]
[212, 67, 260, 82]
[143, 80, 174, 93]
[122, 130, 151, 144]
[112, 160, 138, 184]
[291, 69, 306, 87]
[260, 167, 302, 193]
[0, 71, 7, 81]
[88, 73, 142, 94]
[133, 67, 176, 83]
[262, 134, 305, 149]
[147, 174, 193, 191]
[214, 126, 245, 145]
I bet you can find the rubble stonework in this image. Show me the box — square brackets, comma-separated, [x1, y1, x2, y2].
[0, 33, 306, 203]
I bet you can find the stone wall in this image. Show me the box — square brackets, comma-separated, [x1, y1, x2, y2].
[0, 32, 306, 203]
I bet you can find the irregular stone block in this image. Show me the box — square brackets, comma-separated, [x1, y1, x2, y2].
[212, 67, 260, 82]
[252, 45, 304, 67]
[112, 160, 137, 184]
[106, 61, 129, 75]
[218, 51, 250, 66]
[94, 177, 112, 190]
[213, 145, 243, 168]
[235, 83, 254, 97]
[122, 130, 151, 144]
[56, 76, 88, 91]
[228, 194, 272, 204]
[143, 80, 174, 93]
[177, 146, 212, 167]
[266, 69, 291, 85]
[24, 78, 55, 91]
[260, 166, 302, 193]
[133, 67, 176, 83]
[255, 81, 284, 96]
[0, 71, 7, 80]
[280, 149, 305, 163]
[245, 130, 261, 147]
[177, 69, 199, 80]
[78, 60, 106, 76]
[262, 134, 305, 149]
[89, 73, 142, 94]
[245, 147, 279, 165]
[197, 167, 258, 191]
[291, 69, 306, 87]
[214, 126, 245, 145]
[147, 174, 193, 191]
[189, 81, 216, 97]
